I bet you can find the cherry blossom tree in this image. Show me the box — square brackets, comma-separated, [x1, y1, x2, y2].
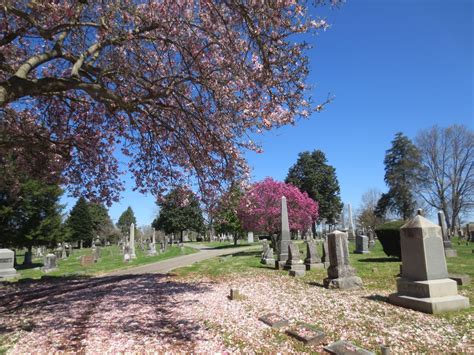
[0, 1, 335, 205]
[237, 177, 318, 242]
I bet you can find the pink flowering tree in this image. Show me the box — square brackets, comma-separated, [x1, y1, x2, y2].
[238, 178, 318, 246]
[0, 1, 336, 205]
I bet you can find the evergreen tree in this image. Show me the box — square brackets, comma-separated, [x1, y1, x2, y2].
[67, 197, 94, 246]
[152, 188, 204, 243]
[286, 150, 343, 225]
[0, 179, 64, 253]
[88, 202, 115, 241]
[377, 132, 420, 220]
[117, 207, 137, 236]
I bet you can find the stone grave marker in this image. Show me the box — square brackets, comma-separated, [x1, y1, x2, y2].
[347, 203, 355, 241]
[304, 240, 324, 270]
[438, 210, 457, 257]
[229, 288, 243, 300]
[285, 323, 325, 346]
[80, 255, 94, 267]
[355, 235, 370, 254]
[0, 249, 17, 279]
[258, 313, 289, 328]
[285, 242, 305, 277]
[324, 340, 375, 355]
[388, 215, 469, 313]
[247, 231, 254, 243]
[323, 230, 363, 289]
[321, 238, 330, 268]
[261, 240, 275, 265]
[42, 254, 57, 272]
[367, 229, 376, 248]
[93, 246, 101, 262]
[448, 273, 470, 286]
[275, 196, 291, 269]
[130, 223, 137, 259]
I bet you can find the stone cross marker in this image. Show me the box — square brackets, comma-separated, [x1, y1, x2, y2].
[276, 196, 291, 269]
[304, 240, 324, 270]
[438, 210, 457, 257]
[323, 230, 362, 289]
[0, 249, 17, 279]
[285, 242, 305, 277]
[388, 215, 469, 314]
[355, 235, 370, 254]
[130, 223, 137, 259]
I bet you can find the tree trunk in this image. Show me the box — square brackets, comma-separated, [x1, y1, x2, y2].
[180, 230, 184, 244]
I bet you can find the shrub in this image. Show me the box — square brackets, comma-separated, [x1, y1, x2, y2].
[374, 220, 406, 259]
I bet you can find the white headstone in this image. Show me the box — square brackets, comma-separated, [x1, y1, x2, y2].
[0, 249, 17, 279]
[130, 223, 137, 259]
[247, 231, 254, 243]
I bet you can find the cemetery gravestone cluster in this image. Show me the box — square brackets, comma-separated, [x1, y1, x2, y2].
[388, 215, 469, 314]
[42, 253, 57, 272]
[0, 249, 17, 279]
[323, 231, 363, 290]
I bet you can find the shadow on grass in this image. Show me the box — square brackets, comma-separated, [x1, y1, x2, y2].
[0, 273, 212, 352]
[229, 250, 260, 258]
[358, 257, 400, 263]
[14, 262, 44, 271]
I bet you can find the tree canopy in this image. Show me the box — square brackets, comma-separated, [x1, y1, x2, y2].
[376, 132, 420, 220]
[213, 186, 244, 244]
[238, 177, 318, 237]
[285, 150, 342, 224]
[1, 1, 335, 205]
[152, 187, 204, 243]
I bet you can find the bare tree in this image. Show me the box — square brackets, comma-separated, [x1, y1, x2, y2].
[356, 188, 382, 231]
[415, 125, 474, 231]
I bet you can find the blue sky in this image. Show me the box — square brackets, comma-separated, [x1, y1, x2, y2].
[62, 0, 473, 226]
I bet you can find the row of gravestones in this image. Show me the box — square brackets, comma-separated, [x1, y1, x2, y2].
[269, 197, 470, 314]
[121, 224, 174, 263]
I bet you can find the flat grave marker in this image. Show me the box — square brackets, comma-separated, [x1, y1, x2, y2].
[80, 255, 94, 267]
[285, 323, 325, 345]
[258, 313, 289, 328]
[323, 340, 375, 355]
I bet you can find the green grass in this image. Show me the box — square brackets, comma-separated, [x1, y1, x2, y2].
[187, 241, 259, 249]
[9, 245, 198, 281]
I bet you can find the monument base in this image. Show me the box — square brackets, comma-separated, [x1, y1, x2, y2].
[444, 249, 457, 258]
[389, 278, 470, 314]
[263, 258, 275, 266]
[0, 268, 17, 279]
[284, 262, 304, 271]
[354, 250, 370, 254]
[306, 263, 324, 270]
[388, 293, 469, 314]
[275, 260, 287, 270]
[289, 269, 305, 277]
[323, 276, 363, 290]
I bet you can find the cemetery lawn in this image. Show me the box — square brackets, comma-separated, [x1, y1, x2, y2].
[10, 245, 198, 281]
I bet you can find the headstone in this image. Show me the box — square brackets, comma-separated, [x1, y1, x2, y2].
[261, 240, 275, 265]
[123, 243, 131, 262]
[448, 273, 470, 286]
[80, 255, 94, 267]
[285, 323, 325, 345]
[54, 244, 62, 259]
[61, 244, 67, 259]
[324, 340, 375, 355]
[93, 246, 101, 262]
[285, 242, 305, 277]
[229, 288, 241, 300]
[347, 203, 355, 240]
[304, 240, 324, 270]
[275, 196, 291, 269]
[42, 254, 57, 272]
[388, 215, 469, 313]
[355, 235, 370, 254]
[147, 241, 157, 256]
[321, 238, 330, 268]
[66, 243, 73, 257]
[367, 228, 376, 248]
[438, 211, 457, 257]
[247, 231, 254, 243]
[130, 223, 137, 259]
[0, 249, 17, 279]
[323, 230, 363, 289]
[23, 251, 33, 265]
